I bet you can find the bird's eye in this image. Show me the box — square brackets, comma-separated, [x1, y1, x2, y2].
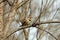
[29, 19, 31, 21]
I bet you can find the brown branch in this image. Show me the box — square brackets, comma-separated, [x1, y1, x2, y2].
[16, 0, 30, 9]
[5, 23, 58, 40]
[0, 0, 12, 6]
[4, 20, 60, 39]
[5, 25, 31, 39]
[40, 21, 60, 24]
[35, 26, 58, 40]
[0, 0, 6, 4]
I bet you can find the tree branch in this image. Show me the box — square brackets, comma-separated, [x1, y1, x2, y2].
[36, 26, 58, 40]
[5, 20, 60, 39]
[16, 0, 30, 9]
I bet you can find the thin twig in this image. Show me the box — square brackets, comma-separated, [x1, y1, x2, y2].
[35, 26, 58, 40]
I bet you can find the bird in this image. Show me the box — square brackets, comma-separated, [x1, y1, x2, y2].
[22, 17, 31, 26]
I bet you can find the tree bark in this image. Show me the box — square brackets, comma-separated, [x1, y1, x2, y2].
[0, 1, 4, 40]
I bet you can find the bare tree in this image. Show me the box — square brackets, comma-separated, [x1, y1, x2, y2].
[0, 0, 60, 40]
